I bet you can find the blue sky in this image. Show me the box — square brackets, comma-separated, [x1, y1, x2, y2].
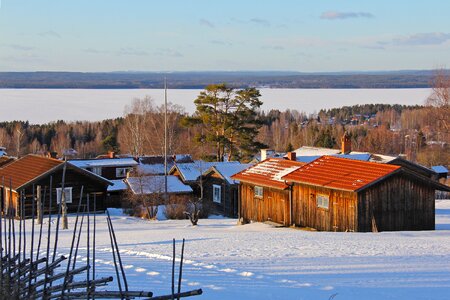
[0, 0, 449, 72]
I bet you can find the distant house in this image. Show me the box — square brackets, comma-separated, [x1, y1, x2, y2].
[69, 157, 138, 207]
[169, 160, 241, 190]
[202, 163, 253, 217]
[69, 157, 138, 180]
[137, 154, 194, 175]
[231, 157, 305, 226]
[0, 155, 112, 218]
[281, 156, 450, 232]
[126, 175, 193, 200]
[0, 147, 7, 157]
[431, 166, 448, 183]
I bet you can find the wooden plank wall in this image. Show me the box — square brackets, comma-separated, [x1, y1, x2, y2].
[203, 175, 237, 217]
[358, 174, 435, 232]
[292, 184, 357, 231]
[240, 184, 290, 226]
[19, 168, 108, 218]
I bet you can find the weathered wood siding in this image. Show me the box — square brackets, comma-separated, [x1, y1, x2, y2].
[19, 168, 108, 218]
[240, 183, 290, 226]
[358, 173, 435, 232]
[292, 184, 357, 231]
[203, 176, 238, 217]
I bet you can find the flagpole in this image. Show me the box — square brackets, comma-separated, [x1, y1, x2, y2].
[164, 78, 168, 203]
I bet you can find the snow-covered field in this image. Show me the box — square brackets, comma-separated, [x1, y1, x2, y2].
[0, 88, 431, 123]
[26, 199, 450, 300]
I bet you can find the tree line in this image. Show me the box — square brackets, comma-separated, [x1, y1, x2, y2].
[0, 72, 448, 167]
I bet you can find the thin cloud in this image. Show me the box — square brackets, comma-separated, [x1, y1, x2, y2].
[38, 31, 61, 38]
[392, 32, 450, 46]
[250, 18, 270, 27]
[199, 18, 215, 28]
[320, 11, 374, 20]
[117, 48, 148, 56]
[154, 48, 183, 58]
[2, 44, 35, 51]
[209, 40, 232, 46]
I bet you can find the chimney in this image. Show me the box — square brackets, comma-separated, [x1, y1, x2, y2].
[108, 151, 115, 159]
[341, 133, 351, 154]
[261, 149, 274, 161]
[286, 151, 297, 161]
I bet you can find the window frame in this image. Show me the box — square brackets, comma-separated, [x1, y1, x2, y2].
[56, 187, 73, 204]
[116, 167, 129, 178]
[316, 193, 329, 209]
[213, 184, 222, 203]
[254, 186, 264, 198]
[92, 166, 102, 176]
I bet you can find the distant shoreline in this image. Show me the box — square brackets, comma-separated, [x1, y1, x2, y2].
[0, 70, 441, 89]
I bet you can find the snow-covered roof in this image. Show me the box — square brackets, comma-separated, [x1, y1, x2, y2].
[171, 161, 241, 182]
[432, 166, 449, 174]
[107, 179, 128, 192]
[204, 163, 254, 184]
[369, 154, 397, 163]
[293, 146, 340, 156]
[69, 158, 138, 168]
[295, 153, 371, 163]
[137, 163, 175, 175]
[126, 175, 193, 195]
[232, 158, 305, 190]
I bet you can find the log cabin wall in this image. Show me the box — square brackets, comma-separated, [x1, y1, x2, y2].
[358, 173, 435, 232]
[291, 184, 358, 232]
[203, 175, 238, 217]
[20, 167, 108, 218]
[239, 183, 290, 226]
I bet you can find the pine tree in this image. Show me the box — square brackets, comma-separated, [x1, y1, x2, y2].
[184, 84, 265, 161]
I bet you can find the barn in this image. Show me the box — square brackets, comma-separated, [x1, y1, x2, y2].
[231, 157, 305, 226]
[282, 156, 450, 232]
[0, 155, 112, 218]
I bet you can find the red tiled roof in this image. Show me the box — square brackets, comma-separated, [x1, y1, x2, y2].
[0, 155, 63, 190]
[282, 155, 401, 192]
[231, 158, 305, 190]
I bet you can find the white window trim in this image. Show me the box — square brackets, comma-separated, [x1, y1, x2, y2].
[213, 184, 221, 203]
[56, 187, 73, 204]
[92, 166, 102, 176]
[317, 194, 329, 209]
[254, 186, 263, 198]
[116, 167, 129, 178]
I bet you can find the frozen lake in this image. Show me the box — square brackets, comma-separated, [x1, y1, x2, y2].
[0, 88, 431, 124]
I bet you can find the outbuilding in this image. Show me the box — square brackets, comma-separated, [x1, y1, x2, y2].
[282, 156, 450, 232]
[0, 154, 112, 218]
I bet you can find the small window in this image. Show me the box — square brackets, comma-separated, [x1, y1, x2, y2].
[56, 187, 73, 204]
[116, 167, 129, 178]
[317, 194, 329, 209]
[92, 167, 102, 176]
[213, 184, 221, 203]
[254, 186, 263, 198]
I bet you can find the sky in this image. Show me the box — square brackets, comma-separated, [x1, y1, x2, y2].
[0, 0, 449, 72]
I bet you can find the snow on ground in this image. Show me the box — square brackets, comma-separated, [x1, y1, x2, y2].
[17, 200, 450, 299]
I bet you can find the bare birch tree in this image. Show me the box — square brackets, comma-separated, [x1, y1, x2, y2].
[426, 68, 450, 143]
[119, 97, 154, 157]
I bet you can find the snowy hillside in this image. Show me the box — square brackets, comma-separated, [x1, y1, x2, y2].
[28, 200, 450, 299]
